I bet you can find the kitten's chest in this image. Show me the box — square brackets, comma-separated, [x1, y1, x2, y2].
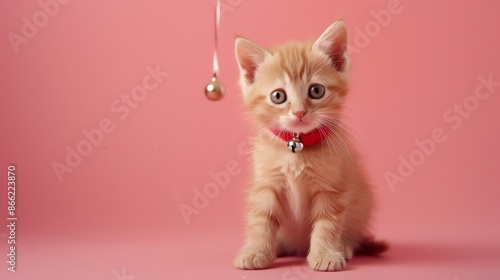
[280, 157, 310, 221]
[281, 156, 307, 179]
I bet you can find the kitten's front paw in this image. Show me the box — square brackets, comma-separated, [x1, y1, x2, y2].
[234, 249, 275, 270]
[343, 245, 354, 261]
[307, 251, 346, 271]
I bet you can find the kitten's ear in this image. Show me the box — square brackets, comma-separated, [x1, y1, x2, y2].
[235, 37, 267, 84]
[313, 21, 349, 72]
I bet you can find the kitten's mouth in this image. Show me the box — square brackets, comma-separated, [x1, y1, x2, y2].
[285, 118, 320, 134]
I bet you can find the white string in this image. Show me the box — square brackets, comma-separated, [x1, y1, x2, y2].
[212, 0, 220, 77]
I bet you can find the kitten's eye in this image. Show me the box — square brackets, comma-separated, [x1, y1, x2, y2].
[308, 84, 325, 99]
[270, 90, 287, 104]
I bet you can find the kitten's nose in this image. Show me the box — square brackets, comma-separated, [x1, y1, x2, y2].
[293, 110, 307, 119]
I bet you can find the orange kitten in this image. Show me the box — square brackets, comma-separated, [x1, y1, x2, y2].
[233, 21, 387, 271]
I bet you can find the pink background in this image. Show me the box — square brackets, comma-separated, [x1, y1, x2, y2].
[1, 0, 499, 279]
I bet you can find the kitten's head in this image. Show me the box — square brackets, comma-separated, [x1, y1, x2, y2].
[235, 21, 349, 135]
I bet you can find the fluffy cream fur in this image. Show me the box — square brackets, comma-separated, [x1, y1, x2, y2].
[234, 21, 387, 271]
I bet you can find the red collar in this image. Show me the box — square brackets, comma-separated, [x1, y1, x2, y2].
[271, 126, 330, 147]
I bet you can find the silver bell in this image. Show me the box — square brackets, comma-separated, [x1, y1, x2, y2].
[287, 133, 303, 153]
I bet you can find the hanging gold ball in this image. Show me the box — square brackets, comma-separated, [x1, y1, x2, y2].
[205, 77, 225, 101]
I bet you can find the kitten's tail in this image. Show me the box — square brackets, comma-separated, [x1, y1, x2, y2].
[355, 236, 389, 256]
